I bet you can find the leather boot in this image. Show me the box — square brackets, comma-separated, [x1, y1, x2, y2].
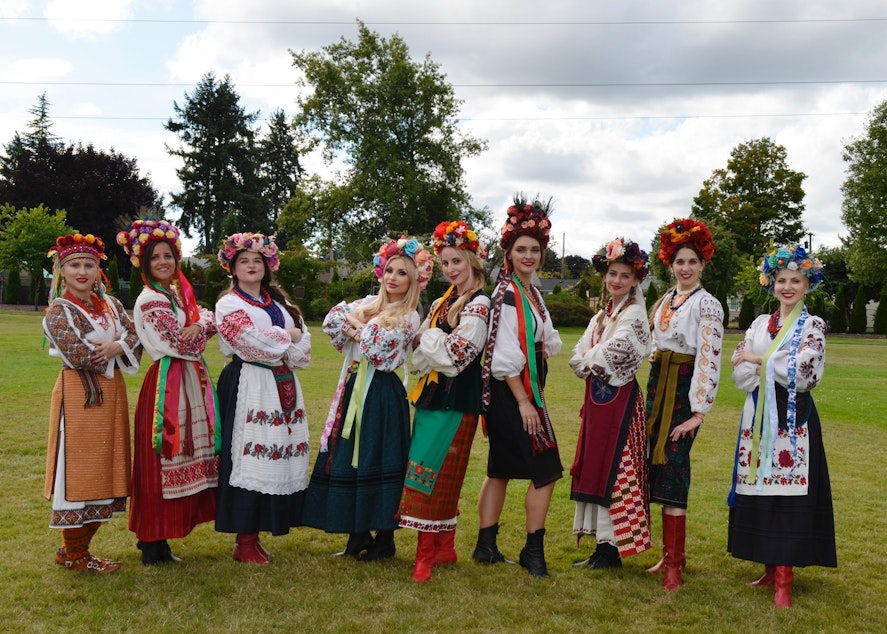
[585, 541, 622, 570]
[751, 564, 776, 587]
[662, 514, 686, 590]
[233, 533, 269, 565]
[362, 530, 396, 561]
[433, 529, 458, 565]
[472, 523, 512, 564]
[774, 566, 793, 608]
[646, 508, 666, 574]
[518, 528, 549, 578]
[336, 532, 374, 558]
[412, 531, 436, 582]
[138, 540, 180, 565]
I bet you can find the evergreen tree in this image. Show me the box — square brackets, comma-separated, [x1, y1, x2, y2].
[830, 286, 848, 333]
[645, 280, 659, 311]
[128, 265, 143, 309]
[107, 255, 120, 297]
[258, 109, 302, 224]
[873, 287, 887, 334]
[4, 268, 21, 304]
[738, 294, 756, 330]
[849, 285, 868, 333]
[717, 284, 730, 329]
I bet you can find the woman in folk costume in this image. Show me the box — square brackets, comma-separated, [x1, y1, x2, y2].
[43, 233, 141, 573]
[118, 219, 220, 565]
[475, 195, 563, 579]
[569, 238, 652, 570]
[729, 245, 836, 608]
[214, 232, 311, 564]
[399, 221, 490, 582]
[644, 219, 723, 590]
[303, 236, 432, 561]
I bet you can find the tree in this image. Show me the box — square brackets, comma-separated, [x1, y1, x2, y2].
[849, 285, 868, 334]
[165, 72, 264, 252]
[738, 295, 756, 330]
[693, 138, 806, 263]
[716, 284, 730, 329]
[816, 245, 852, 297]
[258, 109, 303, 225]
[841, 100, 887, 285]
[0, 204, 73, 310]
[128, 265, 143, 309]
[291, 22, 488, 253]
[107, 254, 120, 297]
[873, 287, 887, 334]
[4, 268, 21, 304]
[645, 280, 659, 311]
[830, 286, 848, 334]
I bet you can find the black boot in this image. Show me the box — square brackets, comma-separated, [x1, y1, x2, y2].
[138, 539, 180, 565]
[518, 528, 550, 578]
[585, 542, 622, 570]
[361, 530, 396, 561]
[472, 523, 513, 564]
[336, 532, 374, 558]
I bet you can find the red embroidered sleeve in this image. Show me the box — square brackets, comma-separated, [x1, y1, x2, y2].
[141, 299, 208, 356]
[218, 309, 272, 362]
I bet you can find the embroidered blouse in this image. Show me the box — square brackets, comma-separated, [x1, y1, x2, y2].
[412, 291, 491, 379]
[570, 303, 651, 387]
[134, 286, 216, 361]
[650, 289, 724, 414]
[489, 288, 562, 380]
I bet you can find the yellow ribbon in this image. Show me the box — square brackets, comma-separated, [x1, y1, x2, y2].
[342, 357, 373, 468]
[405, 284, 455, 405]
[647, 350, 696, 464]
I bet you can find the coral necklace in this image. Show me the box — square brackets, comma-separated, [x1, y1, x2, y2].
[658, 286, 702, 331]
[64, 290, 110, 327]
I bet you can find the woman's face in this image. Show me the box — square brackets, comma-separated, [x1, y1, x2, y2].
[671, 246, 704, 291]
[508, 235, 542, 278]
[440, 246, 471, 292]
[605, 261, 638, 303]
[774, 268, 810, 309]
[382, 256, 411, 302]
[61, 257, 99, 298]
[149, 241, 177, 287]
[233, 251, 266, 288]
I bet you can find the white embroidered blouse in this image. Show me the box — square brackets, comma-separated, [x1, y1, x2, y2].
[570, 302, 651, 387]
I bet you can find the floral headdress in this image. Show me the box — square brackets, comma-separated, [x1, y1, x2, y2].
[47, 233, 109, 302]
[592, 237, 650, 280]
[217, 232, 280, 272]
[116, 219, 183, 269]
[658, 218, 715, 265]
[432, 220, 482, 256]
[373, 236, 434, 291]
[499, 194, 553, 251]
[759, 244, 824, 293]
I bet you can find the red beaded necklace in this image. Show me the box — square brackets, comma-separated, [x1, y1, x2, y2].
[64, 290, 110, 327]
[767, 309, 781, 339]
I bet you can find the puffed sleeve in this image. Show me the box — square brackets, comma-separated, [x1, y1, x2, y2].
[412, 294, 490, 378]
[137, 291, 210, 360]
[770, 315, 826, 391]
[359, 313, 415, 372]
[284, 324, 312, 370]
[732, 315, 768, 393]
[689, 295, 724, 414]
[197, 305, 217, 338]
[490, 297, 526, 379]
[323, 297, 368, 352]
[214, 294, 292, 364]
[569, 313, 601, 380]
[570, 304, 651, 387]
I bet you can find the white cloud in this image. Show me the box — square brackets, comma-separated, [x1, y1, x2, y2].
[0, 0, 28, 19]
[1, 57, 74, 80]
[44, 0, 134, 38]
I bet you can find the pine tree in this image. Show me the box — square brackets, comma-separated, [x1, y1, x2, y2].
[830, 286, 848, 333]
[738, 294, 756, 330]
[717, 284, 730, 329]
[873, 287, 887, 334]
[128, 265, 144, 309]
[849, 285, 868, 333]
[4, 268, 21, 304]
[107, 255, 120, 297]
[645, 281, 659, 311]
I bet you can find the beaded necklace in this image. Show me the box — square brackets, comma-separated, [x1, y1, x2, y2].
[63, 290, 110, 328]
[233, 285, 285, 328]
[767, 309, 781, 339]
[658, 285, 702, 331]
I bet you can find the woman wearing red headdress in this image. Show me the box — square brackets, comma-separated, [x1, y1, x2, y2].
[475, 195, 563, 579]
[645, 218, 723, 590]
[399, 220, 490, 582]
[43, 233, 141, 573]
[118, 220, 219, 565]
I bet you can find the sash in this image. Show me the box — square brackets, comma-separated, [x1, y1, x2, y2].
[236, 356, 298, 411]
[342, 358, 375, 468]
[646, 350, 696, 464]
[406, 285, 456, 404]
[152, 356, 221, 457]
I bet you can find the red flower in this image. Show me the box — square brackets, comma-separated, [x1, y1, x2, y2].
[271, 451, 281, 460]
[778, 450, 794, 468]
[255, 444, 264, 453]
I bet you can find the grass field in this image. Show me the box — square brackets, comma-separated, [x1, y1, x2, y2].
[1, 309, 885, 633]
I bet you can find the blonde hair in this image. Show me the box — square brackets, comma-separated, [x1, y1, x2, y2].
[440, 248, 487, 327]
[355, 255, 421, 328]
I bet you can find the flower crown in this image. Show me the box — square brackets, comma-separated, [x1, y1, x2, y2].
[48, 233, 107, 264]
[116, 219, 183, 269]
[217, 232, 280, 272]
[432, 220, 482, 255]
[373, 236, 434, 291]
[658, 218, 715, 265]
[759, 244, 824, 293]
[499, 195, 552, 251]
[592, 237, 650, 280]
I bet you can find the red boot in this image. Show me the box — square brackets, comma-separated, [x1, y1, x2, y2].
[662, 514, 686, 591]
[774, 566, 793, 608]
[751, 564, 776, 587]
[434, 529, 458, 565]
[412, 531, 436, 582]
[233, 533, 269, 565]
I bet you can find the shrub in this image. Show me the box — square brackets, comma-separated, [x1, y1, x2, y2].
[546, 300, 592, 327]
[645, 282, 659, 312]
[849, 285, 868, 334]
[5, 268, 21, 304]
[738, 294, 755, 330]
[873, 287, 887, 335]
[830, 286, 848, 334]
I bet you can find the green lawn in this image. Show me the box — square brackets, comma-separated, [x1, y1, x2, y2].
[1, 310, 885, 633]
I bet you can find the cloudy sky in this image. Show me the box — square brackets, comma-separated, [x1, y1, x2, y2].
[2, 0, 885, 259]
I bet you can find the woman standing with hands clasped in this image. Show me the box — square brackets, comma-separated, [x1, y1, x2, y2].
[474, 195, 562, 579]
[303, 237, 432, 561]
[399, 220, 490, 582]
[43, 233, 141, 573]
[729, 245, 836, 608]
[569, 237, 652, 571]
[645, 219, 723, 590]
[213, 232, 311, 564]
[118, 219, 219, 565]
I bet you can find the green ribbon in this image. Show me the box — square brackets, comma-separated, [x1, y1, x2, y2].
[342, 357, 373, 468]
